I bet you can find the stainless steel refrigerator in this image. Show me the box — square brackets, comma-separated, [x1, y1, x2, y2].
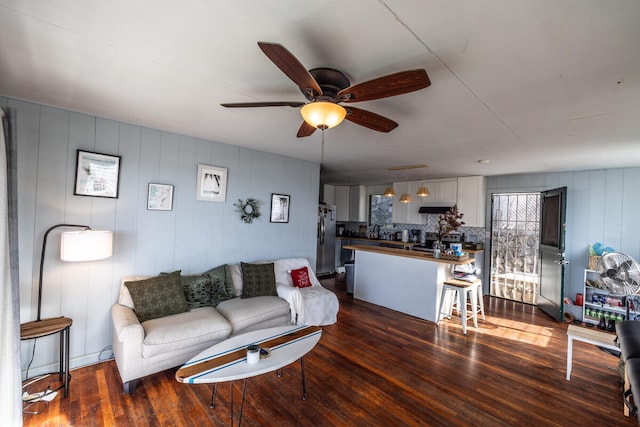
[316, 205, 336, 276]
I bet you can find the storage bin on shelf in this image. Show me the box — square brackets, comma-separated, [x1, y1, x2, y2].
[588, 255, 601, 270]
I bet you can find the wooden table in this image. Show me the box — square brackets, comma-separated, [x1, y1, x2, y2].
[21, 317, 73, 398]
[177, 325, 322, 426]
[566, 323, 617, 381]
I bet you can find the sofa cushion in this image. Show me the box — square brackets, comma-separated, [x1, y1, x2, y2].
[141, 307, 232, 358]
[203, 264, 235, 302]
[125, 271, 189, 323]
[216, 296, 290, 333]
[291, 266, 312, 288]
[241, 262, 277, 298]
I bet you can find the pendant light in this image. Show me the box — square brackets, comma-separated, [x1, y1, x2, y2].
[399, 192, 412, 203]
[383, 169, 395, 197]
[416, 184, 430, 197]
[399, 175, 412, 203]
[385, 164, 427, 202]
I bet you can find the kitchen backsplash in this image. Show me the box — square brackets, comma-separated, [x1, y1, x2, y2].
[339, 220, 486, 244]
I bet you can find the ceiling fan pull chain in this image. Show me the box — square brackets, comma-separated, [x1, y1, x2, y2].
[320, 130, 325, 168]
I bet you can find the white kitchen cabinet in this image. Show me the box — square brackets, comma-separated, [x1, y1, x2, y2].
[322, 184, 335, 206]
[434, 179, 458, 204]
[389, 181, 425, 225]
[349, 185, 367, 222]
[335, 186, 350, 222]
[391, 182, 408, 224]
[392, 180, 459, 224]
[457, 176, 486, 227]
[406, 181, 426, 224]
[416, 179, 458, 206]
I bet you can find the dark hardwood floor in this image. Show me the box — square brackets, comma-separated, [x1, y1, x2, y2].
[23, 275, 635, 426]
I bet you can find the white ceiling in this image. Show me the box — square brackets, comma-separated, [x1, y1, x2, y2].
[1, 0, 639, 185]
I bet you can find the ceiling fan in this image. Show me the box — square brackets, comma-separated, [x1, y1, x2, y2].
[221, 42, 431, 138]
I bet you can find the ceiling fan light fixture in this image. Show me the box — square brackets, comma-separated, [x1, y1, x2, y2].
[399, 193, 412, 203]
[301, 102, 347, 130]
[416, 185, 430, 197]
[383, 187, 396, 197]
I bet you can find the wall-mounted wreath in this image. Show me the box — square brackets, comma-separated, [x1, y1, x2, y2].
[234, 198, 261, 223]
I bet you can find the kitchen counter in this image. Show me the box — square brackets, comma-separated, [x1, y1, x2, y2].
[338, 236, 483, 253]
[343, 244, 475, 265]
[337, 236, 416, 248]
[345, 245, 475, 323]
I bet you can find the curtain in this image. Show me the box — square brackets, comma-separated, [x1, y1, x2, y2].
[0, 107, 21, 425]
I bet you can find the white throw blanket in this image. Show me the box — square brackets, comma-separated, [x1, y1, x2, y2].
[273, 258, 338, 326]
[276, 284, 303, 324]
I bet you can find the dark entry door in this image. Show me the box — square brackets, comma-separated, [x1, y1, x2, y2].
[538, 187, 568, 322]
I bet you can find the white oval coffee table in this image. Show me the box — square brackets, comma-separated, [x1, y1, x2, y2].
[176, 325, 322, 426]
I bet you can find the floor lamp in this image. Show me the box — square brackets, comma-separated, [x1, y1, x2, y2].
[21, 223, 112, 402]
[36, 224, 113, 322]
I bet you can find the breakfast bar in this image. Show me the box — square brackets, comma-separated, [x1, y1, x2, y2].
[344, 245, 475, 323]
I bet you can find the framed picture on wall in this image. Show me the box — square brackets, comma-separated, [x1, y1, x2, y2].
[196, 164, 227, 202]
[74, 150, 121, 198]
[270, 193, 290, 223]
[147, 183, 174, 211]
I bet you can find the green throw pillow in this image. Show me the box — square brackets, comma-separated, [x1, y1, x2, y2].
[181, 275, 214, 308]
[204, 264, 235, 302]
[240, 262, 277, 298]
[125, 270, 189, 323]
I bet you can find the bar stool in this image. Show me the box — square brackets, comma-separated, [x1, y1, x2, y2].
[438, 279, 484, 334]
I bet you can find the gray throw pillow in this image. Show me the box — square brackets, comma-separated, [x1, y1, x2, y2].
[181, 275, 215, 308]
[125, 270, 189, 323]
[203, 264, 235, 304]
[241, 262, 277, 298]
[224, 265, 235, 297]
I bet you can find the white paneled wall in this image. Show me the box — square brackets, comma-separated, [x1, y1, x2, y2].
[1, 97, 319, 375]
[487, 168, 640, 306]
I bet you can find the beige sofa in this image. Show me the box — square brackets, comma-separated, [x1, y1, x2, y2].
[111, 257, 338, 393]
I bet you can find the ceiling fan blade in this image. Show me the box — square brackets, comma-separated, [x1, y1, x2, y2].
[338, 69, 430, 103]
[344, 106, 398, 133]
[297, 121, 317, 138]
[221, 101, 305, 108]
[258, 42, 322, 97]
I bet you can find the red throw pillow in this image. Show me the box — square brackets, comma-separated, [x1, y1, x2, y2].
[291, 267, 312, 288]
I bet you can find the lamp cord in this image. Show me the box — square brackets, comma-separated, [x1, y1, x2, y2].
[24, 337, 37, 380]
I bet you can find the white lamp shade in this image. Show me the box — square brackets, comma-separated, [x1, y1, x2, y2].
[60, 230, 113, 262]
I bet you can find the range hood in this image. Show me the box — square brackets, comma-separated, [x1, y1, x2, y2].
[418, 205, 452, 214]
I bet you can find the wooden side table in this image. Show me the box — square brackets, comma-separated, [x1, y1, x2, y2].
[566, 323, 618, 381]
[21, 317, 72, 398]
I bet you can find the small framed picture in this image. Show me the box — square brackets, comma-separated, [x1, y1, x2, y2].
[147, 183, 174, 211]
[270, 193, 290, 223]
[196, 164, 227, 202]
[74, 150, 121, 198]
